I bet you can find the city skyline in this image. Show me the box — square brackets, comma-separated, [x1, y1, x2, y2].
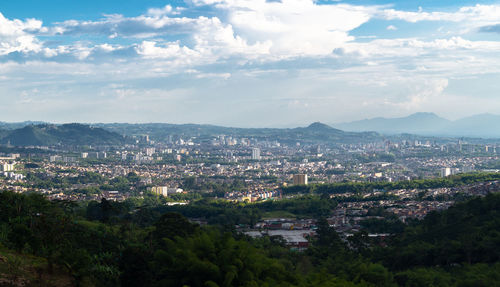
[2, 0, 500, 126]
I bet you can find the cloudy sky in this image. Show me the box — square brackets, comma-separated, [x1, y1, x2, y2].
[1, 0, 500, 127]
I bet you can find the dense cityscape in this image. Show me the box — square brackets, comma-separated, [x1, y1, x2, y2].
[1, 123, 500, 248]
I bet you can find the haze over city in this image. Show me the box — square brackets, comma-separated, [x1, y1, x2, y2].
[2, 0, 500, 126]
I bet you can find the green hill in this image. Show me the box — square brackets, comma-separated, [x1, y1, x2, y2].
[0, 124, 126, 146]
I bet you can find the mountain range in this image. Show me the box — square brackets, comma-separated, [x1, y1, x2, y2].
[0, 121, 47, 130]
[96, 122, 380, 144]
[333, 112, 500, 138]
[0, 122, 380, 147]
[0, 124, 126, 146]
[1, 112, 499, 147]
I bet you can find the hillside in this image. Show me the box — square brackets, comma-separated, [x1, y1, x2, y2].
[0, 129, 8, 141]
[1, 186, 500, 286]
[0, 247, 72, 286]
[0, 124, 126, 146]
[0, 121, 47, 130]
[97, 122, 381, 144]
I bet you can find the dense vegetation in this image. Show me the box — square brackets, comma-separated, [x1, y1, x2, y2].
[0, 124, 126, 146]
[1, 190, 500, 286]
[375, 193, 500, 269]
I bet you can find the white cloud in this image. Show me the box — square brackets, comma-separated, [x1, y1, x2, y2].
[53, 14, 199, 38]
[147, 5, 173, 16]
[195, 72, 231, 79]
[386, 78, 449, 110]
[201, 0, 375, 56]
[46, 0, 375, 58]
[0, 13, 42, 55]
[147, 5, 185, 16]
[379, 4, 500, 27]
[341, 37, 500, 60]
[51, 13, 271, 62]
[3, 2, 500, 124]
[135, 40, 198, 59]
[192, 16, 271, 58]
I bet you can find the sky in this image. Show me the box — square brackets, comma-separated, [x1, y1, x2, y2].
[1, 0, 500, 127]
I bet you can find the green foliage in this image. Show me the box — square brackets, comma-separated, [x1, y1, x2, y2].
[373, 193, 500, 270]
[149, 229, 300, 287]
[2, 190, 500, 286]
[0, 123, 126, 146]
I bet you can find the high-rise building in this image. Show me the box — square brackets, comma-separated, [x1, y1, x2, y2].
[0, 163, 14, 172]
[252, 148, 261, 160]
[293, 174, 308, 185]
[49, 155, 63, 162]
[150, 186, 169, 197]
[145, 148, 155, 156]
[440, 167, 454, 177]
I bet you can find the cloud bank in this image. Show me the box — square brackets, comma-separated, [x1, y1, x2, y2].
[1, 1, 500, 125]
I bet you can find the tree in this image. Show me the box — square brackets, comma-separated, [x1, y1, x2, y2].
[153, 212, 197, 243]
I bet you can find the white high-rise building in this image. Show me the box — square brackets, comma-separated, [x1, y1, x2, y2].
[251, 148, 261, 160]
[440, 167, 451, 177]
[145, 148, 155, 156]
[0, 163, 14, 172]
[150, 186, 169, 197]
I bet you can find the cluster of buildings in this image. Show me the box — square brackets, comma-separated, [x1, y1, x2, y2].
[240, 180, 500, 250]
[149, 186, 184, 197]
[10, 131, 500, 192]
[244, 218, 316, 250]
[2, 134, 500, 251]
[224, 189, 282, 202]
[0, 154, 24, 181]
[2, 132, 500, 203]
[440, 166, 475, 177]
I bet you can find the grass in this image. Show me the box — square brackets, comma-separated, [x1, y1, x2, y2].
[262, 210, 296, 219]
[0, 246, 73, 287]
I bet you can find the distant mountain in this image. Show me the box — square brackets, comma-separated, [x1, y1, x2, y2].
[333, 112, 450, 135]
[96, 122, 380, 144]
[0, 129, 8, 141]
[305, 122, 340, 131]
[0, 124, 126, 146]
[449, 114, 500, 138]
[0, 121, 47, 130]
[333, 113, 500, 138]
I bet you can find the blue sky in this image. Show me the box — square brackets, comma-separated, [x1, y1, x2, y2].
[1, 0, 500, 127]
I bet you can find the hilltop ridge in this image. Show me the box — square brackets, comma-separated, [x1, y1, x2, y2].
[0, 123, 126, 146]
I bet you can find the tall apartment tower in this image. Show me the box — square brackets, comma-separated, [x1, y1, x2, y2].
[293, 174, 308, 185]
[251, 147, 261, 160]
